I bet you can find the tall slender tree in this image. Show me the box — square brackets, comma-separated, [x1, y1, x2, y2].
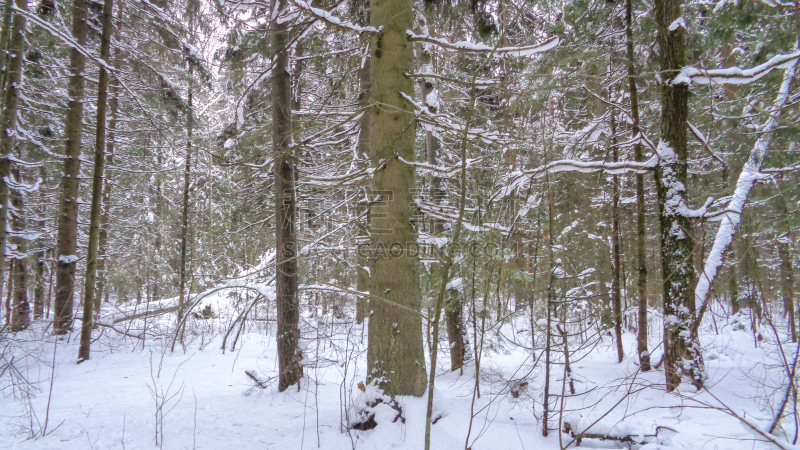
[0, 0, 26, 316]
[272, 0, 302, 391]
[625, 0, 651, 372]
[53, 0, 89, 335]
[78, 0, 114, 362]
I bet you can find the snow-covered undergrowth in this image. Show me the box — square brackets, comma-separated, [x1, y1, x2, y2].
[0, 291, 796, 449]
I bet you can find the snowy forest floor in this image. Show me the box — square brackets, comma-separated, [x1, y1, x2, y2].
[0, 291, 796, 449]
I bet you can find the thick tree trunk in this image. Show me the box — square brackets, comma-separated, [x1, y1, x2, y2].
[54, 0, 89, 335]
[9, 167, 28, 331]
[626, 0, 651, 372]
[0, 0, 26, 322]
[78, 0, 114, 362]
[366, 0, 426, 397]
[655, 0, 702, 391]
[272, 0, 302, 392]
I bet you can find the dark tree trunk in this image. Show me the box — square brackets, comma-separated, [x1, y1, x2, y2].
[173, 65, 193, 350]
[626, 0, 651, 372]
[655, 0, 702, 391]
[34, 216, 46, 320]
[0, 0, 13, 93]
[729, 242, 740, 314]
[610, 107, 624, 364]
[54, 0, 89, 335]
[5, 259, 12, 325]
[9, 167, 28, 332]
[445, 288, 465, 372]
[95, 50, 119, 315]
[78, 0, 114, 362]
[272, 0, 301, 392]
[0, 0, 27, 323]
[542, 172, 556, 437]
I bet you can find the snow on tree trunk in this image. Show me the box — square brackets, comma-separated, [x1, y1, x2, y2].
[693, 58, 797, 332]
[655, 0, 703, 391]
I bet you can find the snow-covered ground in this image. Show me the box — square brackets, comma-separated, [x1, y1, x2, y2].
[0, 292, 796, 449]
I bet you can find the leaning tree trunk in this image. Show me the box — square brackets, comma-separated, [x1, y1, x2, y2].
[54, 0, 89, 335]
[626, 0, 651, 372]
[654, 0, 702, 391]
[78, 0, 114, 362]
[0, 0, 27, 318]
[272, 0, 302, 392]
[366, 0, 427, 397]
[9, 166, 28, 332]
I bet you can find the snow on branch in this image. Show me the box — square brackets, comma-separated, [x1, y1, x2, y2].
[492, 157, 659, 200]
[291, 0, 379, 33]
[694, 57, 798, 309]
[399, 92, 506, 145]
[416, 201, 510, 235]
[398, 156, 485, 179]
[304, 166, 375, 186]
[674, 51, 800, 85]
[762, 163, 800, 173]
[406, 32, 559, 57]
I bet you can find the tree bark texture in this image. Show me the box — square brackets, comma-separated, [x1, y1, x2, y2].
[626, 0, 651, 372]
[445, 288, 466, 372]
[0, 0, 27, 323]
[272, 0, 302, 392]
[610, 108, 624, 364]
[9, 166, 28, 331]
[366, 0, 427, 397]
[54, 0, 89, 335]
[78, 0, 114, 362]
[655, 0, 702, 391]
[95, 52, 119, 315]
